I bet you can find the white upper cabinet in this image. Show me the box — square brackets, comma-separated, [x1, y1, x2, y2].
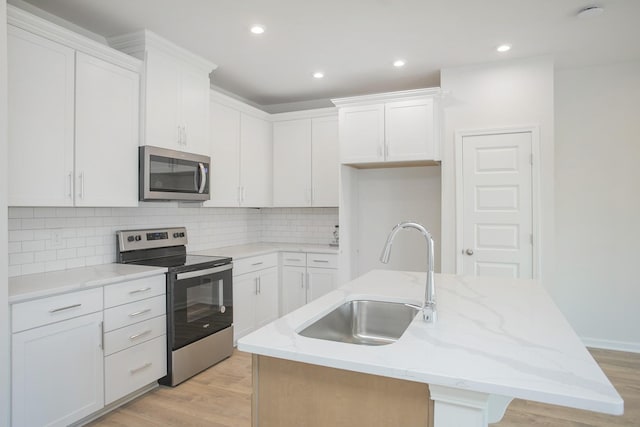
[332, 88, 441, 166]
[207, 91, 272, 207]
[109, 30, 217, 156]
[272, 111, 339, 207]
[74, 52, 139, 207]
[273, 119, 312, 206]
[7, 6, 141, 207]
[311, 116, 340, 207]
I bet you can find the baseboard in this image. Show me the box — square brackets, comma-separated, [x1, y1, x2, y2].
[582, 337, 640, 353]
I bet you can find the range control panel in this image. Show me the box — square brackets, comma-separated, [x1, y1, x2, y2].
[117, 227, 188, 252]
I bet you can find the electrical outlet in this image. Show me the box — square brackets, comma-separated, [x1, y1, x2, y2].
[52, 231, 63, 248]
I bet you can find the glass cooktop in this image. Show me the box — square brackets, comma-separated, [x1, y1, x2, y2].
[129, 254, 231, 270]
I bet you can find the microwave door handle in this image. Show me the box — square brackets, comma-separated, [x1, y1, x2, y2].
[198, 163, 207, 194]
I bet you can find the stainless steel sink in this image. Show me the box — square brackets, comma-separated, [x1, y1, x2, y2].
[298, 300, 419, 346]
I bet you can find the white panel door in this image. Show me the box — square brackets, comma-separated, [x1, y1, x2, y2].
[307, 267, 338, 302]
[254, 267, 279, 328]
[281, 266, 307, 315]
[232, 273, 256, 342]
[208, 101, 241, 206]
[273, 119, 312, 206]
[339, 104, 384, 164]
[241, 113, 272, 207]
[75, 52, 139, 207]
[462, 132, 533, 278]
[385, 98, 434, 161]
[144, 50, 181, 149]
[7, 26, 75, 206]
[180, 67, 210, 155]
[311, 116, 339, 207]
[12, 312, 104, 427]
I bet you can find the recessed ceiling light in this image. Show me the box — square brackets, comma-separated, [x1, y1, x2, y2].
[250, 25, 265, 35]
[393, 59, 406, 68]
[577, 6, 604, 18]
[313, 72, 324, 79]
[496, 44, 511, 53]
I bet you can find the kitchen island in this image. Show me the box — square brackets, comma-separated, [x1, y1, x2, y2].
[238, 270, 623, 427]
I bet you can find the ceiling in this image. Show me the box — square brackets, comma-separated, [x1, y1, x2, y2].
[13, 0, 640, 111]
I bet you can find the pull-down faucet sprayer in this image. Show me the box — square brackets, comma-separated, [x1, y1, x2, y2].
[380, 221, 436, 323]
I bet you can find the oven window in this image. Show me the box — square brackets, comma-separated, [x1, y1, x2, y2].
[171, 268, 233, 350]
[186, 280, 223, 323]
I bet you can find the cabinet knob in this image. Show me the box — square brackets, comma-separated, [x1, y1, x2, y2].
[465, 248, 474, 256]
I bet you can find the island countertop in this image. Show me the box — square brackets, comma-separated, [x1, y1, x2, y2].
[238, 270, 623, 415]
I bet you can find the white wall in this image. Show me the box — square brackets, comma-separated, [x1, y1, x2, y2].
[355, 166, 441, 275]
[440, 57, 555, 282]
[554, 60, 640, 352]
[1, 0, 11, 422]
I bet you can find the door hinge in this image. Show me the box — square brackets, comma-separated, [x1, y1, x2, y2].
[530, 234, 533, 245]
[530, 154, 533, 165]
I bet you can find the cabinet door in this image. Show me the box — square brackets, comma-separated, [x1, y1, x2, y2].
[311, 116, 339, 207]
[281, 266, 307, 316]
[307, 267, 338, 302]
[180, 67, 210, 155]
[144, 50, 181, 150]
[384, 98, 434, 161]
[273, 119, 312, 206]
[232, 273, 257, 342]
[8, 26, 75, 206]
[255, 267, 279, 328]
[207, 101, 241, 206]
[338, 104, 384, 164]
[12, 312, 104, 427]
[75, 52, 139, 207]
[240, 113, 273, 207]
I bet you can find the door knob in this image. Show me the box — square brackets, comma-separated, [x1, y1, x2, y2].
[465, 249, 474, 256]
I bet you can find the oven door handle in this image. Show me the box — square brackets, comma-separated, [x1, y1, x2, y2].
[176, 263, 232, 280]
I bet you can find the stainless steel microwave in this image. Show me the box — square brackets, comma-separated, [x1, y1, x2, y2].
[139, 145, 210, 201]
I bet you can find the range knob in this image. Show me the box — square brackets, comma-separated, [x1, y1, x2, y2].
[134, 235, 142, 241]
[180, 232, 185, 237]
[173, 232, 179, 238]
[127, 236, 135, 242]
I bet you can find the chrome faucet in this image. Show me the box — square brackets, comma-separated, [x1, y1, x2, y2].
[379, 221, 436, 323]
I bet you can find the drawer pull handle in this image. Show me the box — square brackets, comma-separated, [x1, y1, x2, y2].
[129, 308, 151, 318]
[251, 262, 264, 266]
[129, 287, 152, 295]
[312, 259, 329, 263]
[129, 329, 152, 340]
[285, 258, 301, 262]
[130, 362, 152, 374]
[49, 303, 82, 313]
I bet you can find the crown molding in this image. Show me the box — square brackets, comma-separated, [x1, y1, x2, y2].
[108, 30, 217, 74]
[210, 89, 271, 121]
[270, 107, 338, 122]
[7, 5, 141, 72]
[331, 87, 442, 107]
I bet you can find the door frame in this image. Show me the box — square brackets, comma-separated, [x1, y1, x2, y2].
[454, 126, 541, 278]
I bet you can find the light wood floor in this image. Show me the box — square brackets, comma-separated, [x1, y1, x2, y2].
[88, 348, 639, 427]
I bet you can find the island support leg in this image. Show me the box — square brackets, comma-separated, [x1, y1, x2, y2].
[429, 385, 513, 427]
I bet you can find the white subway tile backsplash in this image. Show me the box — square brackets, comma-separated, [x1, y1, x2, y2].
[7, 206, 337, 277]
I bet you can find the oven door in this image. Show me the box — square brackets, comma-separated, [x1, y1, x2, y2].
[170, 264, 232, 350]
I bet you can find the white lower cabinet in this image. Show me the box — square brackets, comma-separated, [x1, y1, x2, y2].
[232, 254, 279, 342]
[10, 273, 167, 426]
[11, 299, 104, 427]
[281, 252, 339, 316]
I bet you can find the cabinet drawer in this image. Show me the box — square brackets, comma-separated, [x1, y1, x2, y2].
[104, 275, 166, 308]
[307, 253, 338, 269]
[281, 252, 306, 267]
[104, 315, 166, 356]
[104, 335, 167, 405]
[12, 287, 103, 333]
[104, 295, 166, 332]
[233, 253, 278, 276]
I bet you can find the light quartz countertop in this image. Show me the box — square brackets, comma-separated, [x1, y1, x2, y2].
[190, 242, 339, 260]
[238, 269, 623, 415]
[9, 263, 167, 304]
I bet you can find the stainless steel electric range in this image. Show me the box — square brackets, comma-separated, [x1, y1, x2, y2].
[116, 227, 233, 386]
